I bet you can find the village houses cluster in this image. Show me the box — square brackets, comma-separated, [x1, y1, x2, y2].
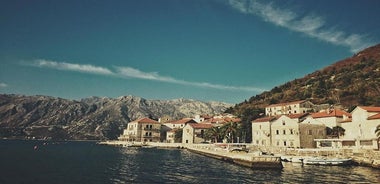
[118, 100, 380, 150]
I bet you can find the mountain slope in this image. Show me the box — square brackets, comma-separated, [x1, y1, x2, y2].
[0, 94, 231, 140]
[228, 44, 380, 116]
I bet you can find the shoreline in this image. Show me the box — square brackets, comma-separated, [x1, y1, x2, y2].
[99, 140, 380, 170]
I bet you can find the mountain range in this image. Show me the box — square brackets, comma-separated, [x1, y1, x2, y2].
[0, 94, 231, 140]
[2, 44, 380, 141]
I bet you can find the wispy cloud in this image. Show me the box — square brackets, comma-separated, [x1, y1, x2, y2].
[0, 83, 8, 88]
[31, 59, 265, 92]
[34, 59, 114, 75]
[228, 0, 374, 53]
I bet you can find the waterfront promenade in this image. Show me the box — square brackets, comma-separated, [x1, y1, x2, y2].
[99, 141, 380, 170]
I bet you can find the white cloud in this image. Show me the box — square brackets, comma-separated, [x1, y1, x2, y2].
[116, 66, 265, 92]
[32, 59, 266, 92]
[0, 83, 8, 88]
[228, 0, 374, 53]
[34, 59, 114, 75]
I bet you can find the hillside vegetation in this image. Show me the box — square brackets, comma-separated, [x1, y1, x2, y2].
[228, 44, 380, 117]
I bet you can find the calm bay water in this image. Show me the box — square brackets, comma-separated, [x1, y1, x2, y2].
[0, 140, 379, 184]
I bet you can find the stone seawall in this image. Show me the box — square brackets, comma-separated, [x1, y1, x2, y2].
[186, 145, 283, 169]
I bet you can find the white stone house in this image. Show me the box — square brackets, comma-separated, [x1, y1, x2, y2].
[252, 116, 277, 147]
[271, 113, 326, 148]
[340, 106, 380, 149]
[265, 100, 314, 116]
[182, 123, 213, 144]
[309, 109, 351, 128]
[163, 118, 197, 143]
[252, 113, 326, 148]
[118, 117, 161, 143]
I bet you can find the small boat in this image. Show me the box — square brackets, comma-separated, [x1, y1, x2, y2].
[302, 157, 352, 166]
[141, 145, 156, 148]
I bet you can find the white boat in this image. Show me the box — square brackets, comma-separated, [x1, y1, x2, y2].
[302, 157, 352, 166]
[141, 145, 157, 148]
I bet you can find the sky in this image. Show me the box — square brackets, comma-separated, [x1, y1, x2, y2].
[1, 0, 380, 104]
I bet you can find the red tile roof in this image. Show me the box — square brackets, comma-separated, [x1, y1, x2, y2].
[169, 118, 197, 124]
[132, 117, 160, 124]
[359, 106, 380, 112]
[253, 116, 277, 123]
[286, 113, 309, 119]
[340, 118, 352, 123]
[311, 109, 351, 118]
[189, 123, 213, 129]
[368, 113, 380, 120]
[203, 117, 241, 124]
[266, 100, 307, 107]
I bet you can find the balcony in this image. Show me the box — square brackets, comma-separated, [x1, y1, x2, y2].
[143, 127, 161, 132]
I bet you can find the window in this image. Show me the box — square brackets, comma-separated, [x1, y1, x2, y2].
[283, 130, 286, 135]
[294, 110, 297, 113]
[276, 130, 279, 135]
[283, 141, 287, 146]
[290, 129, 293, 134]
[308, 130, 313, 135]
[276, 141, 280, 146]
[256, 140, 259, 144]
[282, 121, 285, 126]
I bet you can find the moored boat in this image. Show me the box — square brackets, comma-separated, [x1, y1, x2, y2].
[302, 157, 352, 166]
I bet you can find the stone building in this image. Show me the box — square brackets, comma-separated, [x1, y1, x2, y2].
[182, 123, 213, 144]
[265, 100, 314, 116]
[118, 117, 161, 143]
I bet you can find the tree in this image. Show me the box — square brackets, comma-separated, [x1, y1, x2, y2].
[204, 126, 223, 143]
[174, 129, 183, 143]
[222, 122, 240, 143]
[331, 126, 345, 138]
[326, 127, 333, 138]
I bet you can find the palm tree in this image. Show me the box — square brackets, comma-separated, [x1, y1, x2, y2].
[204, 126, 223, 143]
[376, 124, 380, 150]
[222, 122, 239, 143]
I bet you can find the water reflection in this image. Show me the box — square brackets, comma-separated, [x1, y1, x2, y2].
[108, 148, 380, 184]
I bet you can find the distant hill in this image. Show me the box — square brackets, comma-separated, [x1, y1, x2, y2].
[0, 94, 231, 140]
[228, 44, 380, 116]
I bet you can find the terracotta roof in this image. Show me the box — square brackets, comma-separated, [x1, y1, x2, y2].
[359, 106, 380, 112]
[312, 109, 351, 118]
[340, 118, 352, 123]
[368, 113, 380, 120]
[266, 100, 307, 108]
[189, 123, 213, 129]
[253, 116, 277, 123]
[169, 118, 197, 124]
[204, 117, 241, 124]
[131, 117, 160, 124]
[286, 113, 309, 119]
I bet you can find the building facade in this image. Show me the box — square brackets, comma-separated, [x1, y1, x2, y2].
[118, 117, 161, 142]
[340, 106, 380, 149]
[252, 113, 326, 148]
[182, 123, 213, 144]
[265, 100, 314, 116]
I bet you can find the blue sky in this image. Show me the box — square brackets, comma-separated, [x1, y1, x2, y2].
[1, 0, 379, 104]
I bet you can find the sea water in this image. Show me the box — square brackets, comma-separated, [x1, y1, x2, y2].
[0, 140, 379, 184]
